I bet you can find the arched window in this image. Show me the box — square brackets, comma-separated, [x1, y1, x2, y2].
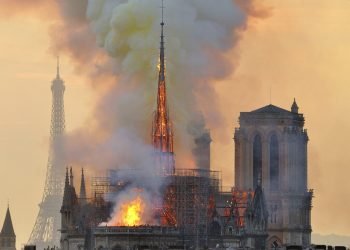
[270, 134, 279, 190]
[253, 134, 262, 189]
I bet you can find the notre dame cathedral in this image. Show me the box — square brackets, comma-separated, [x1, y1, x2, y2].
[234, 100, 313, 248]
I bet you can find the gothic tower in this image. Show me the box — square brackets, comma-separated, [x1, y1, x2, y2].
[0, 207, 16, 250]
[234, 101, 313, 247]
[152, 7, 175, 175]
[28, 58, 66, 248]
[60, 168, 78, 250]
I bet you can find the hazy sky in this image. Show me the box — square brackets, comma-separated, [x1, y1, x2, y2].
[0, 0, 350, 248]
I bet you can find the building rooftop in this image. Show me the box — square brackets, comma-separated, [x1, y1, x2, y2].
[250, 104, 293, 115]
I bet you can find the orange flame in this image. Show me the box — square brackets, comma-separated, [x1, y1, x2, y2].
[121, 196, 144, 226]
[108, 196, 145, 226]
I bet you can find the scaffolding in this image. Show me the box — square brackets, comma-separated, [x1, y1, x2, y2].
[89, 168, 223, 248]
[91, 176, 111, 202]
[165, 169, 222, 248]
[90, 176, 113, 225]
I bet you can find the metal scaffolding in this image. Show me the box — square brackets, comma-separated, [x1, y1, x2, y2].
[166, 169, 221, 248]
[89, 176, 114, 226]
[91, 176, 112, 202]
[88, 168, 223, 248]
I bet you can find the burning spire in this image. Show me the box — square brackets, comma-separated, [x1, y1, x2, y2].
[152, 0, 175, 175]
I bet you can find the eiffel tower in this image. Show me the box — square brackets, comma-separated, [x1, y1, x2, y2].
[28, 58, 66, 249]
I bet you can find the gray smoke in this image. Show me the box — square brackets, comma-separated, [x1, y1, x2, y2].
[72, 0, 247, 167]
[75, 0, 249, 224]
[3, 0, 266, 225]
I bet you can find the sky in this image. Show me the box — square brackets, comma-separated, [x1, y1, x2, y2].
[0, 0, 350, 248]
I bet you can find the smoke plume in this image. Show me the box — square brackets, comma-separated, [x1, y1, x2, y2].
[76, 0, 251, 223]
[62, 0, 250, 168]
[2, 0, 266, 224]
[1, 0, 264, 170]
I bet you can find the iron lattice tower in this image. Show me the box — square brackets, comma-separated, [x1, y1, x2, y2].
[28, 59, 66, 249]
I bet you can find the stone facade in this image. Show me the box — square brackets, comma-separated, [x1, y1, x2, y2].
[234, 101, 313, 248]
[91, 226, 183, 250]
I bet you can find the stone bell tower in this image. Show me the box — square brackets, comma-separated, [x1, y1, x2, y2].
[234, 100, 313, 248]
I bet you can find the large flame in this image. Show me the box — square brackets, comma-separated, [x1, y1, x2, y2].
[121, 196, 144, 226]
[106, 195, 146, 226]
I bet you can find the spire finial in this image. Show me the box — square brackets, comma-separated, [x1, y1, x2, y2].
[291, 98, 299, 113]
[65, 167, 69, 185]
[159, 0, 165, 82]
[69, 167, 73, 187]
[56, 56, 60, 78]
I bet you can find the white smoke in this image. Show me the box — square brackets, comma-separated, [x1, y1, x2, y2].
[69, 0, 247, 164]
[0, 0, 265, 228]
[8, 0, 263, 227]
[52, 0, 255, 224]
[76, 0, 248, 225]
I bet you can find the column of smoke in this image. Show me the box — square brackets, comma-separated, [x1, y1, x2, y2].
[3, 0, 263, 225]
[73, 0, 248, 165]
[82, 0, 247, 225]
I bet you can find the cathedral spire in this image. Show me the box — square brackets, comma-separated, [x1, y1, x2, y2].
[152, 0, 175, 175]
[0, 206, 15, 237]
[62, 168, 70, 207]
[79, 168, 87, 204]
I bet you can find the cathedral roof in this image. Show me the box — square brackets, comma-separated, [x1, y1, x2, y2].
[0, 207, 15, 237]
[250, 104, 292, 115]
[239, 103, 305, 126]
